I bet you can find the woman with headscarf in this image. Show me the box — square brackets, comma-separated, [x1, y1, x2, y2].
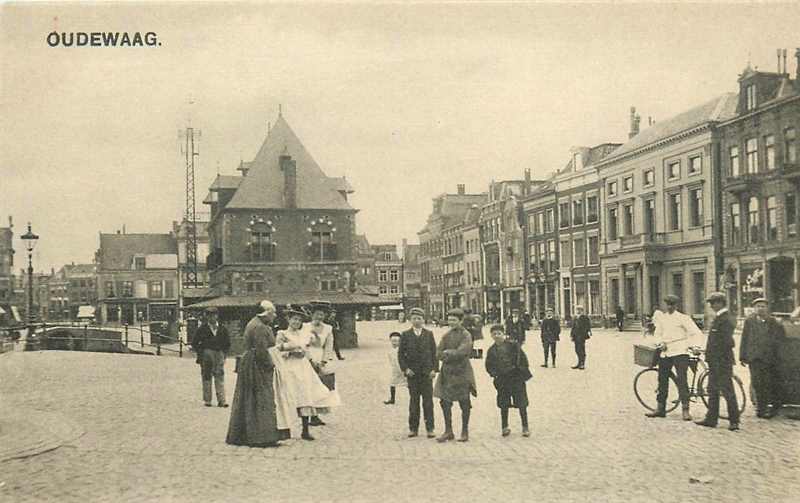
[226, 300, 290, 447]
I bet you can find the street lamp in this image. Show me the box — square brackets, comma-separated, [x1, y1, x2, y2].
[20, 223, 39, 350]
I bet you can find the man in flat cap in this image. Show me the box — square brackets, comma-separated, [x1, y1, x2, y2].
[645, 295, 704, 420]
[398, 307, 438, 438]
[570, 305, 592, 370]
[696, 292, 740, 431]
[740, 297, 785, 418]
[193, 306, 231, 407]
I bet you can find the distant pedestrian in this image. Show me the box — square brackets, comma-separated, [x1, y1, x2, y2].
[740, 297, 784, 418]
[505, 308, 527, 345]
[616, 306, 625, 332]
[433, 308, 477, 443]
[522, 311, 532, 331]
[327, 309, 345, 361]
[226, 300, 290, 447]
[485, 324, 531, 437]
[384, 332, 406, 405]
[696, 292, 740, 431]
[540, 308, 560, 368]
[645, 295, 704, 421]
[570, 306, 592, 370]
[463, 308, 484, 359]
[194, 307, 230, 408]
[398, 307, 438, 438]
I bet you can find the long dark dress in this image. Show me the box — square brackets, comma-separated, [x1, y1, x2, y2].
[226, 316, 290, 446]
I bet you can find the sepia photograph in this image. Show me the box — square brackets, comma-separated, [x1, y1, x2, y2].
[1, 1, 799, 501]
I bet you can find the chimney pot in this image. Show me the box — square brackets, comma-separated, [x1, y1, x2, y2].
[280, 154, 297, 209]
[457, 184, 465, 195]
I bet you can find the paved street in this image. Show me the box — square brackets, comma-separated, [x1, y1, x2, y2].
[1, 321, 799, 502]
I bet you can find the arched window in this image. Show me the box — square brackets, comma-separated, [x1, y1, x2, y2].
[246, 217, 276, 262]
[307, 217, 338, 261]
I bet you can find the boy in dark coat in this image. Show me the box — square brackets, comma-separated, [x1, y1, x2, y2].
[505, 309, 527, 345]
[485, 324, 531, 437]
[540, 307, 560, 368]
[570, 305, 592, 369]
[398, 307, 439, 438]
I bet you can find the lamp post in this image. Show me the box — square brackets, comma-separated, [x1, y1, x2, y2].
[21, 223, 39, 350]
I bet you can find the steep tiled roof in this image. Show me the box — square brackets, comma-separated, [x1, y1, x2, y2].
[354, 234, 371, 255]
[209, 175, 242, 191]
[98, 233, 177, 270]
[602, 93, 738, 163]
[226, 115, 354, 211]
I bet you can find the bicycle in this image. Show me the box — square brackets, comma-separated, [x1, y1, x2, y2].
[633, 347, 746, 419]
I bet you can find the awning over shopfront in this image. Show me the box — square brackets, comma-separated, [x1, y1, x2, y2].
[379, 304, 404, 311]
[183, 292, 397, 310]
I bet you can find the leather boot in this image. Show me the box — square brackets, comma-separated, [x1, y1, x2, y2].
[645, 404, 666, 418]
[437, 403, 454, 443]
[458, 406, 470, 442]
[682, 407, 692, 421]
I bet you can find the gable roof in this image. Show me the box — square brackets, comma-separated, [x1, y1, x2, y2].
[98, 233, 177, 270]
[210, 175, 242, 191]
[601, 93, 738, 163]
[225, 115, 354, 211]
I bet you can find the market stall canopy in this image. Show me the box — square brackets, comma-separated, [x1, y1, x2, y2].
[183, 292, 397, 310]
[379, 305, 404, 311]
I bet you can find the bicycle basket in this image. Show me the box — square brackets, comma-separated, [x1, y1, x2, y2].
[634, 344, 660, 368]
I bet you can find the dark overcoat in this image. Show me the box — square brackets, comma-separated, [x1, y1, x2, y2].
[398, 327, 439, 375]
[706, 310, 737, 368]
[541, 318, 561, 343]
[739, 315, 784, 364]
[433, 327, 477, 401]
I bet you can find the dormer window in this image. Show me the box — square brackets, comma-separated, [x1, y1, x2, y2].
[573, 153, 583, 171]
[745, 84, 757, 111]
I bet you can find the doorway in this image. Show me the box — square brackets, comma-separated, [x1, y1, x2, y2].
[768, 257, 795, 313]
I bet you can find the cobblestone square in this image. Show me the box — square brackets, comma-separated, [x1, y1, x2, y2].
[1, 322, 798, 502]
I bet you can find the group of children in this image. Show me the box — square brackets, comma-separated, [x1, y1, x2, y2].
[385, 318, 532, 438]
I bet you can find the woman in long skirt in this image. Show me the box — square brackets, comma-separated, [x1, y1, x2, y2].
[226, 301, 290, 447]
[273, 307, 336, 440]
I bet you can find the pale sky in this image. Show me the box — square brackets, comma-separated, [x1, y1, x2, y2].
[2, 2, 799, 271]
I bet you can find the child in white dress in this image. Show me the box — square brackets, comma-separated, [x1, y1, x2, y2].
[384, 332, 406, 405]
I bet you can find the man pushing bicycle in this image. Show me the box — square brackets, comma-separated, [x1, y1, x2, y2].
[644, 295, 705, 421]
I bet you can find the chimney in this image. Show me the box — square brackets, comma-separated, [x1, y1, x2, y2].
[280, 154, 297, 208]
[796, 48, 800, 82]
[778, 48, 782, 73]
[457, 184, 465, 195]
[524, 169, 531, 195]
[628, 106, 641, 139]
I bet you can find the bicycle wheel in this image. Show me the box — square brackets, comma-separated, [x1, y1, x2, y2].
[698, 371, 747, 419]
[634, 368, 679, 412]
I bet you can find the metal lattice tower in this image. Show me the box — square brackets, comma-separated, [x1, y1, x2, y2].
[180, 126, 200, 287]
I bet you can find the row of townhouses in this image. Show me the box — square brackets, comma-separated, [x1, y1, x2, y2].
[419, 53, 800, 325]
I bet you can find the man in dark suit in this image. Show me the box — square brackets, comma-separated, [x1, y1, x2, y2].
[615, 306, 625, 331]
[505, 309, 527, 345]
[540, 307, 561, 367]
[193, 307, 231, 408]
[696, 292, 740, 431]
[740, 297, 784, 418]
[570, 305, 592, 369]
[398, 307, 439, 438]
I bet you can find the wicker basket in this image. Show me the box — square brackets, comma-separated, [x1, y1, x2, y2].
[634, 344, 660, 368]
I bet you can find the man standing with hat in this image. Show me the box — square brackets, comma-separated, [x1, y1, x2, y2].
[696, 292, 741, 431]
[505, 308, 526, 346]
[645, 295, 704, 420]
[570, 305, 592, 370]
[740, 297, 785, 418]
[398, 307, 438, 438]
[193, 306, 231, 408]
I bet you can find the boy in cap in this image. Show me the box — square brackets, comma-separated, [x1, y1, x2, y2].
[193, 306, 231, 407]
[540, 307, 560, 368]
[485, 324, 531, 437]
[398, 307, 438, 437]
[740, 297, 784, 418]
[696, 292, 741, 431]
